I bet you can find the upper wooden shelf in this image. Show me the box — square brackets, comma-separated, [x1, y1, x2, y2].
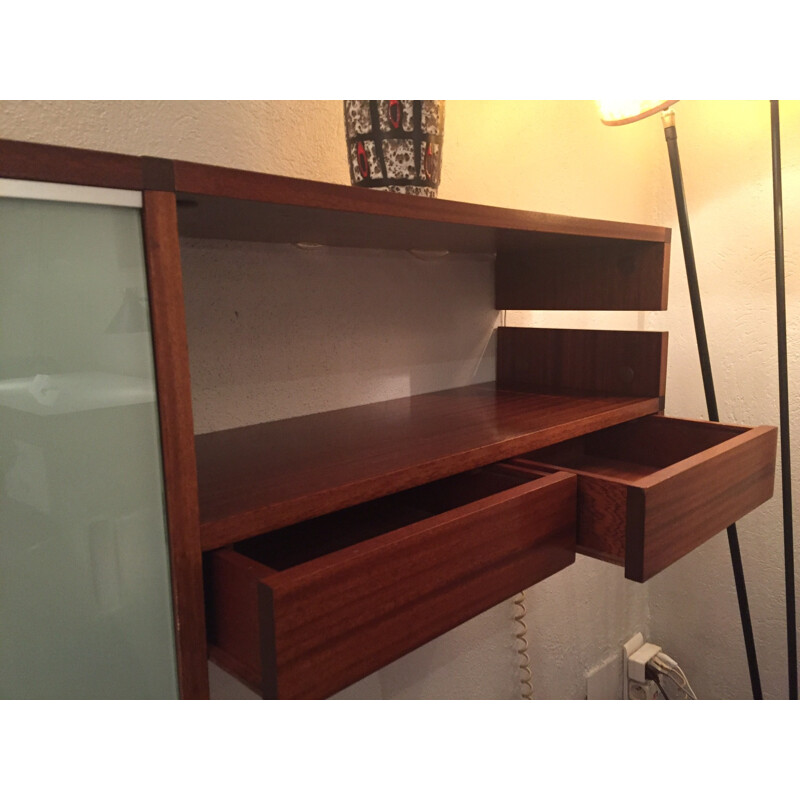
[1, 138, 671, 310]
[173, 159, 670, 254]
[194, 383, 661, 551]
[0, 138, 670, 250]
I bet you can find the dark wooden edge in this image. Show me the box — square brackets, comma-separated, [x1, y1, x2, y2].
[0, 138, 143, 189]
[259, 585, 278, 700]
[142, 190, 209, 699]
[659, 241, 671, 309]
[625, 488, 648, 582]
[142, 157, 175, 192]
[171, 157, 670, 244]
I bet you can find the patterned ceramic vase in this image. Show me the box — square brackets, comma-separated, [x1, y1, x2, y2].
[344, 100, 445, 197]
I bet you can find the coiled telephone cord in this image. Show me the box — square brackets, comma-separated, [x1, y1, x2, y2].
[513, 591, 533, 699]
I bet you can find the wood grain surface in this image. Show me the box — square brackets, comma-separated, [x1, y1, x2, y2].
[195, 383, 660, 550]
[627, 423, 777, 581]
[172, 158, 670, 247]
[514, 417, 777, 582]
[142, 191, 209, 699]
[497, 327, 668, 400]
[495, 234, 670, 310]
[0, 138, 143, 189]
[207, 468, 576, 699]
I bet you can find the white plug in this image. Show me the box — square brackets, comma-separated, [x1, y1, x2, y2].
[628, 642, 662, 683]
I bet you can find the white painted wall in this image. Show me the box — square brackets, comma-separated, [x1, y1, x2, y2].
[3, 100, 795, 698]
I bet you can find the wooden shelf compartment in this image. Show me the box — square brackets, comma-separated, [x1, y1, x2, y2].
[1, 138, 778, 701]
[172, 158, 670, 311]
[195, 383, 661, 551]
[172, 158, 669, 247]
[495, 230, 670, 311]
[512, 415, 778, 582]
[196, 327, 669, 551]
[205, 463, 577, 699]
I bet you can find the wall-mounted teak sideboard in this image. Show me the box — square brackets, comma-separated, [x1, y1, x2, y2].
[0, 139, 777, 700]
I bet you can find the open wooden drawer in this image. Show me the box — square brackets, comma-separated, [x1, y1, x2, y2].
[511, 415, 777, 582]
[205, 465, 576, 699]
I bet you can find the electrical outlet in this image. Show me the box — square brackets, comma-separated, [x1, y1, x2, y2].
[628, 679, 661, 700]
[623, 633, 644, 700]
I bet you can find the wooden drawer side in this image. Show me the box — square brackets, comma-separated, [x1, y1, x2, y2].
[205, 550, 276, 693]
[627, 425, 777, 581]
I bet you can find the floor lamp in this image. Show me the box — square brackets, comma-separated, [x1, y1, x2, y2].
[597, 100, 763, 699]
[770, 100, 797, 700]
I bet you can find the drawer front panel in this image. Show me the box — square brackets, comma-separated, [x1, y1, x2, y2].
[258, 470, 576, 699]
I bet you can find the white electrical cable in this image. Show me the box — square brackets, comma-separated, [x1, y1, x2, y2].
[651, 653, 698, 699]
[513, 592, 533, 699]
[658, 658, 697, 699]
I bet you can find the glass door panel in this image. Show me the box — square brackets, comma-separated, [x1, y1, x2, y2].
[0, 183, 179, 698]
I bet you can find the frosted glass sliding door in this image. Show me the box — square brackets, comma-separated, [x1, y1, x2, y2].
[0, 181, 179, 698]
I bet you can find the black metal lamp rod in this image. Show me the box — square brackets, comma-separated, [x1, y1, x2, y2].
[770, 100, 797, 700]
[661, 107, 763, 699]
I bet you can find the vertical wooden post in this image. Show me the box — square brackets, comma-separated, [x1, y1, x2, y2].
[142, 190, 209, 699]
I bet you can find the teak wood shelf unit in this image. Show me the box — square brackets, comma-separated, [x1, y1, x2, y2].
[1, 138, 777, 700]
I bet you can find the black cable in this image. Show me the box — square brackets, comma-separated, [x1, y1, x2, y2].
[662, 108, 763, 699]
[770, 100, 797, 700]
[645, 664, 670, 699]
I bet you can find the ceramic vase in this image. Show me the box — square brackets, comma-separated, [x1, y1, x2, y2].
[344, 100, 445, 197]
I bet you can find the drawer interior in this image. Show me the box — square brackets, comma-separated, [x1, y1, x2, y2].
[515, 414, 776, 582]
[232, 465, 548, 571]
[519, 415, 749, 481]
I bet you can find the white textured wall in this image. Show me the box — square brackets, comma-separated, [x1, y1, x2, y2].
[4, 100, 794, 699]
[181, 241, 497, 433]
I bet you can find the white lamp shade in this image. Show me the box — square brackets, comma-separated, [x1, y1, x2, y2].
[597, 100, 678, 126]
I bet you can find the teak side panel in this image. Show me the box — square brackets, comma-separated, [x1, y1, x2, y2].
[496, 327, 668, 400]
[259, 471, 576, 699]
[195, 385, 661, 550]
[495, 235, 670, 310]
[627, 425, 777, 581]
[142, 191, 209, 699]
